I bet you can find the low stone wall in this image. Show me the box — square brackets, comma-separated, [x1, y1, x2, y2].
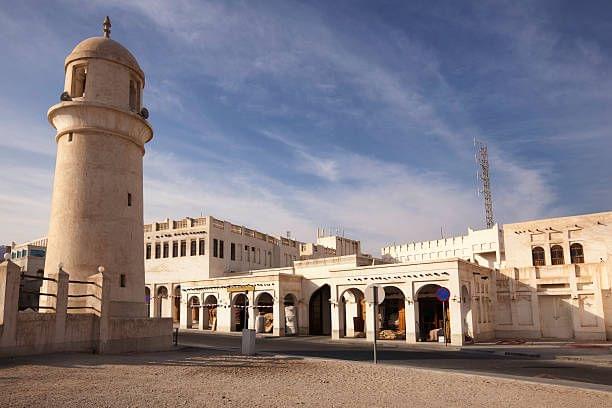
[0, 260, 173, 357]
[106, 317, 173, 354]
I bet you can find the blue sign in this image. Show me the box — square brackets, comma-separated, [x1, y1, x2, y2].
[435, 287, 450, 302]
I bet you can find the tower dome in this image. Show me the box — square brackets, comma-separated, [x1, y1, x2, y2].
[65, 36, 144, 81]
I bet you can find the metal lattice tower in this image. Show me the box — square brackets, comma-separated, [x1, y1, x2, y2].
[475, 139, 495, 228]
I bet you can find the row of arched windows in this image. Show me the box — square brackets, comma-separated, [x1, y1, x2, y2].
[532, 243, 584, 266]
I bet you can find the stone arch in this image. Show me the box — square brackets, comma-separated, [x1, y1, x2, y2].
[231, 293, 249, 332]
[570, 243, 584, 264]
[309, 284, 331, 335]
[283, 293, 299, 335]
[173, 285, 181, 323]
[340, 288, 366, 338]
[187, 295, 200, 329]
[156, 286, 169, 318]
[255, 292, 274, 334]
[145, 287, 151, 318]
[202, 294, 218, 331]
[550, 245, 564, 265]
[378, 286, 405, 340]
[461, 285, 473, 342]
[416, 284, 448, 342]
[532, 246, 545, 266]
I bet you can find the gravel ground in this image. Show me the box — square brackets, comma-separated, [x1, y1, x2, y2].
[0, 348, 610, 407]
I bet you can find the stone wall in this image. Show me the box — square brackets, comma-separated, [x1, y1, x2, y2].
[0, 259, 172, 357]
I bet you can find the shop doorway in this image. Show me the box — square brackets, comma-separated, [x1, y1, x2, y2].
[232, 293, 249, 331]
[417, 284, 449, 342]
[309, 285, 331, 335]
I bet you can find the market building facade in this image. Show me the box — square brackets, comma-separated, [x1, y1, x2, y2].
[147, 211, 612, 345]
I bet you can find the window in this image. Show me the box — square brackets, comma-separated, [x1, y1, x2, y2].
[219, 240, 224, 259]
[145, 244, 151, 259]
[190, 240, 197, 256]
[72, 64, 87, 97]
[570, 243, 584, 264]
[550, 245, 564, 265]
[30, 249, 45, 257]
[155, 243, 161, 259]
[68, 132, 73, 142]
[120, 274, 126, 287]
[163, 242, 169, 258]
[129, 79, 140, 111]
[532, 246, 545, 266]
[180, 241, 186, 257]
[213, 239, 218, 257]
[127, 193, 132, 207]
[172, 241, 178, 257]
[199, 239, 205, 255]
[231, 242, 236, 261]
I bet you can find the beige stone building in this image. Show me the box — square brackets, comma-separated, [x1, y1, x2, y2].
[8, 238, 47, 310]
[144, 216, 361, 321]
[160, 211, 612, 345]
[496, 212, 612, 341]
[382, 225, 504, 268]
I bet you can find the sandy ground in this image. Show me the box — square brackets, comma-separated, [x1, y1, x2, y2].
[0, 348, 610, 407]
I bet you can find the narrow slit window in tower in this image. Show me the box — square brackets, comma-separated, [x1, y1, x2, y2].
[129, 79, 141, 112]
[127, 192, 132, 207]
[120, 274, 126, 288]
[72, 65, 87, 97]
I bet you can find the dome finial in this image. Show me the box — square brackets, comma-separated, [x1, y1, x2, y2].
[103, 16, 111, 38]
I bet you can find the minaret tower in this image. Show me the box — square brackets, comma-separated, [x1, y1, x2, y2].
[42, 18, 153, 317]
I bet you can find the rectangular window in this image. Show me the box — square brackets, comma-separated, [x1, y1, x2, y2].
[163, 242, 169, 258]
[199, 239, 205, 255]
[68, 132, 73, 142]
[155, 243, 161, 259]
[127, 192, 132, 207]
[129, 80, 137, 111]
[231, 242, 236, 261]
[213, 239, 218, 258]
[120, 274, 126, 287]
[72, 64, 87, 97]
[219, 240, 224, 259]
[172, 241, 178, 257]
[180, 241, 186, 257]
[190, 240, 197, 256]
[145, 244, 151, 259]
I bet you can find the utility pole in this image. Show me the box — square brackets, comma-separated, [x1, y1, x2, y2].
[475, 139, 494, 228]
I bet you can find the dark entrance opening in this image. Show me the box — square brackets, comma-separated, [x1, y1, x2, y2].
[309, 284, 331, 335]
[232, 293, 249, 331]
[417, 284, 449, 342]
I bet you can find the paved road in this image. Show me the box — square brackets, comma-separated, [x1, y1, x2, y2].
[178, 330, 612, 389]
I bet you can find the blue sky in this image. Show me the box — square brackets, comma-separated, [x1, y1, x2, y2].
[1, 0, 611, 253]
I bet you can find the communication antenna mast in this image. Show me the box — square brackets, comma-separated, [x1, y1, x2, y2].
[474, 138, 494, 228]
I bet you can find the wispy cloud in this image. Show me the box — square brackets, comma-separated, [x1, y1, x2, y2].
[1, 1, 608, 251]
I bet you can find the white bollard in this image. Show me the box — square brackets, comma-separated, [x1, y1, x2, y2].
[241, 329, 256, 355]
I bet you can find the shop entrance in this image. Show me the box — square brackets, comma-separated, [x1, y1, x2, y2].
[309, 284, 331, 335]
[417, 284, 449, 342]
[232, 293, 249, 331]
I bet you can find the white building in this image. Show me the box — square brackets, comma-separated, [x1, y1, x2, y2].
[381, 225, 504, 269]
[165, 211, 612, 345]
[144, 215, 362, 322]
